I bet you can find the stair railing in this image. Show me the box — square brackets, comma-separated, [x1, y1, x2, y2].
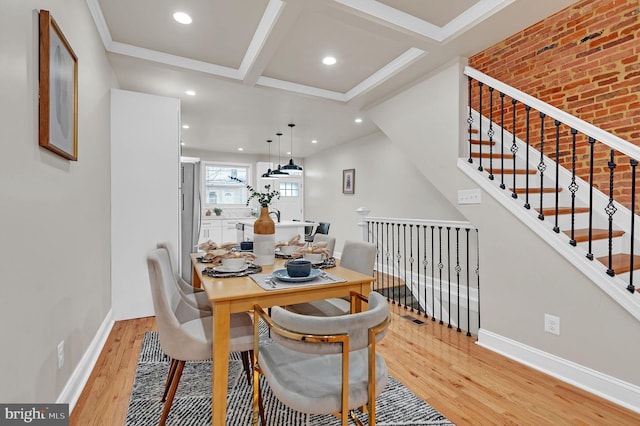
[463, 66, 640, 320]
[364, 217, 480, 337]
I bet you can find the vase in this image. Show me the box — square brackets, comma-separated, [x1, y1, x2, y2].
[253, 207, 275, 265]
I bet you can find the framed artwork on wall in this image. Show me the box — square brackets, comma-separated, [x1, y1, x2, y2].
[343, 168, 355, 194]
[39, 10, 78, 161]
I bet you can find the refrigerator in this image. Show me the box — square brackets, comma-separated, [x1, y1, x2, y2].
[180, 159, 201, 283]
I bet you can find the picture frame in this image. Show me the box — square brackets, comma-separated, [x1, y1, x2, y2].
[39, 10, 78, 161]
[342, 168, 355, 194]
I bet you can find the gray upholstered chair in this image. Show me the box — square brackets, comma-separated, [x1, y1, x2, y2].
[146, 248, 254, 426]
[156, 241, 212, 315]
[252, 291, 390, 426]
[288, 240, 377, 317]
[312, 234, 336, 258]
[305, 221, 330, 242]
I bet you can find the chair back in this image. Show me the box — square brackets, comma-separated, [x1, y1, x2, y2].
[147, 248, 211, 360]
[312, 234, 336, 258]
[269, 291, 389, 355]
[315, 222, 330, 235]
[340, 240, 376, 276]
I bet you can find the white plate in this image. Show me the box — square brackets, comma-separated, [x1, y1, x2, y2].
[213, 264, 249, 273]
[272, 268, 322, 282]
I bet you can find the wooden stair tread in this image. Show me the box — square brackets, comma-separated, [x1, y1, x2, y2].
[471, 152, 506, 159]
[537, 206, 590, 215]
[595, 253, 640, 274]
[509, 187, 562, 194]
[489, 168, 537, 175]
[563, 228, 625, 242]
[470, 139, 496, 146]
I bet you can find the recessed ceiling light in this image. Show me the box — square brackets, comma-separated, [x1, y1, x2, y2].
[238, 147, 244, 151]
[185, 90, 196, 96]
[322, 56, 337, 65]
[173, 12, 192, 24]
[311, 139, 317, 144]
[182, 124, 190, 129]
[354, 118, 363, 123]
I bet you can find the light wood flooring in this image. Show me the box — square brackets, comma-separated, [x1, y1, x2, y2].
[70, 304, 640, 425]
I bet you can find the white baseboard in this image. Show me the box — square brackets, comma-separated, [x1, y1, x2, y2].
[477, 328, 640, 414]
[57, 310, 114, 412]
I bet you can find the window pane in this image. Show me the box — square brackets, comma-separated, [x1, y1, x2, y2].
[202, 162, 250, 205]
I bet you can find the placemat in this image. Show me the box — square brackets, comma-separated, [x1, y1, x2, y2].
[202, 264, 262, 278]
[250, 271, 346, 290]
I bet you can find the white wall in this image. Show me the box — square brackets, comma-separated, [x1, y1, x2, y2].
[0, 0, 114, 403]
[366, 57, 640, 394]
[111, 89, 180, 320]
[304, 131, 464, 257]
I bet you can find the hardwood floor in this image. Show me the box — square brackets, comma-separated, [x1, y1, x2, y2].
[70, 306, 640, 425]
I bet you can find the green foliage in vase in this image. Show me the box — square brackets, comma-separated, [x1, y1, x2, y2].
[230, 176, 280, 208]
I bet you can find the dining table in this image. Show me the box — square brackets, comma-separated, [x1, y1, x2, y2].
[190, 253, 375, 426]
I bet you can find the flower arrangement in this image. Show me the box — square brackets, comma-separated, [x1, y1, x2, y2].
[229, 176, 280, 208]
[246, 183, 280, 207]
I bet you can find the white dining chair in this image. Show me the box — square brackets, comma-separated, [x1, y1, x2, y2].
[252, 291, 390, 426]
[312, 234, 336, 258]
[287, 240, 377, 316]
[146, 248, 254, 426]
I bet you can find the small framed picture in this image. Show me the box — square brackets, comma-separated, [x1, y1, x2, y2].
[39, 10, 78, 161]
[342, 169, 355, 194]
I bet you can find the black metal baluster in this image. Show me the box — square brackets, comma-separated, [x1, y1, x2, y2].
[587, 137, 596, 260]
[500, 92, 506, 189]
[438, 226, 444, 325]
[478, 82, 484, 172]
[524, 106, 531, 209]
[394, 224, 399, 304]
[629, 159, 637, 293]
[447, 227, 452, 328]
[488, 87, 495, 180]
[606, 149, 617, 277]
[569, 129, 578, 246]
[403, 223, 408, 309]
[400, 224, 406, 307]
[383, 222, 389, 300]
[423, 225, 429, 318]
[553, 120, 561, 233]
[431, 226, 436, 321]
[468, 76, 473, 164]
[455, 227, 461, 332]
[538, 112, 547, 220]
[511, 99, 518, 198]
[411, 224, 418, 314]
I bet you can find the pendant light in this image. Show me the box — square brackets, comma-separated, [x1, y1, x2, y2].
[270, 132, 288, 177]
[281, 123, 303, 173]
[261, 139, 277, 179]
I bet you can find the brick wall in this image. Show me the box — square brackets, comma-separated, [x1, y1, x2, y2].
[468, 0, 640, 208]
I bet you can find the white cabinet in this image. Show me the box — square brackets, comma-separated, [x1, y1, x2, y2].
[222, 219, 239, 243]
[199, 218, 242, 244]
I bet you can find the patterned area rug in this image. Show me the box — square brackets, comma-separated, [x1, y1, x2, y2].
[125, 331, 455, 425]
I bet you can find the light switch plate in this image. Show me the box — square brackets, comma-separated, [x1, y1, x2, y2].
[458, 189, 481, 204]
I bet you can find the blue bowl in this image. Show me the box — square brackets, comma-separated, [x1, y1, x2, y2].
[286, 260, 312, 277]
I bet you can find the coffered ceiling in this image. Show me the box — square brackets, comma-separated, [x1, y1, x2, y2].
[87, 0, 577, 157]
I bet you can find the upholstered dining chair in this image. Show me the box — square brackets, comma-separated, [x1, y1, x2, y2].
[146, 248, 254, 426]
[312, 233, 336, 258]
[156, 241, 212, 315]
[287, 240, 377, 317]
[252, 291, 390, 426]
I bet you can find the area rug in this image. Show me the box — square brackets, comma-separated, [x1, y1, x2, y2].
[125, 331, 455, 425]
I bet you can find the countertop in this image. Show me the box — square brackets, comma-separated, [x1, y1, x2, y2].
[238, 219, 314, 228]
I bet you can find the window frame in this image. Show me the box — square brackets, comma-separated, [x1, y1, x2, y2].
[201, 161, 252, 208]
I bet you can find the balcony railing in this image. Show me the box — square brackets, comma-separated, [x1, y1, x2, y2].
[365, 217, 480, 336]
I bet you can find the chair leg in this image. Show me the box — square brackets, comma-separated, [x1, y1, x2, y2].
[162, 358, 178, 402]
[160, 360, 185, 426]
[240, 351, 253, 385]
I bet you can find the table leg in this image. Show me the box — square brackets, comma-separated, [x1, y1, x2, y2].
[212, 303, 231, 426]
[193, 265, 202, 288]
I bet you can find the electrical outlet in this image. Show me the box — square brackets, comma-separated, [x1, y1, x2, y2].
[457, 189, 481, 204]
[544, 314, 560, 336]
[57, 340, 64, 369]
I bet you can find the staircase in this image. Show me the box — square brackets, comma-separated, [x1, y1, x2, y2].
[461, 66, 640, 322]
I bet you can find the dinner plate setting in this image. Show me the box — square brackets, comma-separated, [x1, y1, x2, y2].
[272, 268, 322, 283]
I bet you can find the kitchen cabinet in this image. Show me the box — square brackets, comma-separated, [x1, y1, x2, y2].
[199, 218, 242, 244]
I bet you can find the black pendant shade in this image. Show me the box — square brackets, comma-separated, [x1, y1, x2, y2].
[261, 139, 277, 179]
[270, 132, 288, 176]
[281, 123, 303, 172]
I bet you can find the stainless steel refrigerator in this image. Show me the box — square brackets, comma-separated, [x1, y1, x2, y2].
[180, 159, 201, 283]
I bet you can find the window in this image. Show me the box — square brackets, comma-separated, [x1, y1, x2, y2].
[202, 162, 251, 206]
[279, 181, 299, 197]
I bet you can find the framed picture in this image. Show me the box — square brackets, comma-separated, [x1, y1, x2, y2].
[343, 168, 355, 194]
[39, 10, 78, 161]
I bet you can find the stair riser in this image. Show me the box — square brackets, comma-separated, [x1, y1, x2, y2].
[551, 213, 610, 231]
[577, 237, 624, 256]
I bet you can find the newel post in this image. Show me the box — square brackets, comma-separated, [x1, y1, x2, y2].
[356, 206, 371, 242]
